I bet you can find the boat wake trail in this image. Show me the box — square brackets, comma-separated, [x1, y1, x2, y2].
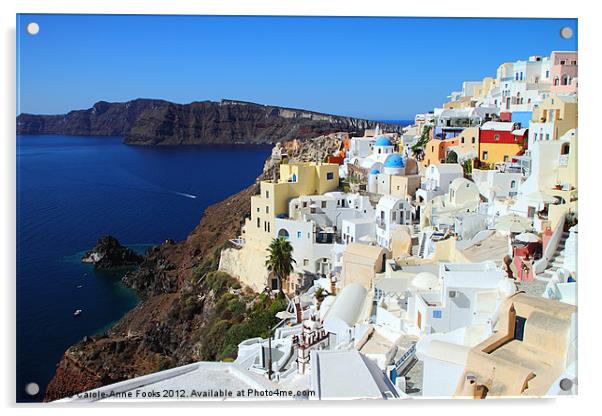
[172, 191, 197, 199]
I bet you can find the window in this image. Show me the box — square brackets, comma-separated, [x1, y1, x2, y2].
[431, 145, 434, 152]
[326, 172, 334, 180]
[545, 133, 550, 140]
[560, 60, 566, 65]
[571, 60, 577, 65]
[561, 143, 570, 155]
[278, 229, 289, 240]
[297, 231, 302, 238]
[483, 151, 489, 160]
[257, 217, 261, 228]
[511, 180, 517, 189]
[302, 202, 307, 208]
[494, 134, 500, 141]
[432, 310, 442, 319]
[514, 316, 527, 341]
[503, 155, 509, 162]
[472, 137, 476, 144]
[461, 137, 465, 143]
[321, 201, 327, 209]
[545, 70, 550, 78]
[562, 75, 568, 86]
[303, 259, 309, 266]
[265, 206, 269, 214]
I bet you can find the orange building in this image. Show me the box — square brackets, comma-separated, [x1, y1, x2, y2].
[424, 137, 461, 166]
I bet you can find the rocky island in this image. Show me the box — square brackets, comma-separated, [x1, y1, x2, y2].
[81, 235, 143, 270]
[16, 98, 403, 145]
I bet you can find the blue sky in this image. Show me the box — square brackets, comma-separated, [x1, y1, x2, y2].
[17, 15, 577, 120]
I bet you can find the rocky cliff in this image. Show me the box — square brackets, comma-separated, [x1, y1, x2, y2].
[17, 99, 402, 145]
[44, 183, 260, 401]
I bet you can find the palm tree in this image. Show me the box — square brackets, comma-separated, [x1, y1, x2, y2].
[265, 237, 295, 295]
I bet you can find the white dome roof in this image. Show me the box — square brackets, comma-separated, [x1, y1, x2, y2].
[411, 272, 439, 290]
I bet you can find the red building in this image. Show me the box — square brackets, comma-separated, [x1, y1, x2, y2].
[478, 121, 528, 164]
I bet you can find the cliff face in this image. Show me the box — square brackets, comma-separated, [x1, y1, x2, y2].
[17, 99, 402, 145]
[44, 183, 259, 401]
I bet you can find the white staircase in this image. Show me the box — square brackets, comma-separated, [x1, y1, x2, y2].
[538, 230, 570, 281]
[411, 225, 422, 257]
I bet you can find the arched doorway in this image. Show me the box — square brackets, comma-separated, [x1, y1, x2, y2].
[315, 258, 332, 276]
[446, 150, 458, 164]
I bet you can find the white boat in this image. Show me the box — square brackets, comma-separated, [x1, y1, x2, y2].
[74, 309, 82, 316]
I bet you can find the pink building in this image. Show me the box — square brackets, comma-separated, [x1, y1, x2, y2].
[550, 51, 578, 93]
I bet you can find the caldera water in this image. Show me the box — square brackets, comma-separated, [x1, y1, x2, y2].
[16, 135, 271, 402]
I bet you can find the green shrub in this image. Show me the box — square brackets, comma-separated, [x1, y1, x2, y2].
[203, 271, 239, 294]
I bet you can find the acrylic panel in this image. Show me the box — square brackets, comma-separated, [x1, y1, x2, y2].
[16, 14, 578, 402]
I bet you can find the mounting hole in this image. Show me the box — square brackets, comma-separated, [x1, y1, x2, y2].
[559, 378, 573, 391]
[25, 382, 40, 396]
[560, 27, 573, 40]
[26, 22, 40, 36]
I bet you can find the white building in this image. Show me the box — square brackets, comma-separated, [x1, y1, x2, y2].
[423, 177, 481, 228]
[471, 168, 522, 201]
[274, 192, 375, 275]
[323, 283, 369, 348]
[416, 163, 464, 204]
[348, 136, 404, 174]
[376, 261, 516, 337]
[375, 195, 413, 248]
[341, 217, 375, 245]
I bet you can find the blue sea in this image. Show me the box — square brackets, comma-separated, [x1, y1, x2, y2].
[16, 135, 272, 402]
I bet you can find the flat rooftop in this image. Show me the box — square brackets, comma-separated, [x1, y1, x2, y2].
[60, 362, 282, 402]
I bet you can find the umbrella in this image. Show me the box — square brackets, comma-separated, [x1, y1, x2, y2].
[359, 235, 376, 243]
[275, 310, 296, 320]
[515, 232, 540, 243]
[495, 222, 528, 233]
[494, 214, 531, 234]
[526, 192, 558, 204]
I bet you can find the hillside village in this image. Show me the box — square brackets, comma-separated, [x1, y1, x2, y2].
[63, 50, 578, 401]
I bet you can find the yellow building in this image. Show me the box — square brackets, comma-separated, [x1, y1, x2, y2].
[530, 95, 577, 142]
[472, 77, 496, 101]
[456, 127, 480, 159]
[478, 121, 527, 166]
[547, 129, 578, 227]
[244, 161, 339, 249]
[221, 161, 340, 292]
[454, 293, 576, 398]
[443, 96, 475, 109]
